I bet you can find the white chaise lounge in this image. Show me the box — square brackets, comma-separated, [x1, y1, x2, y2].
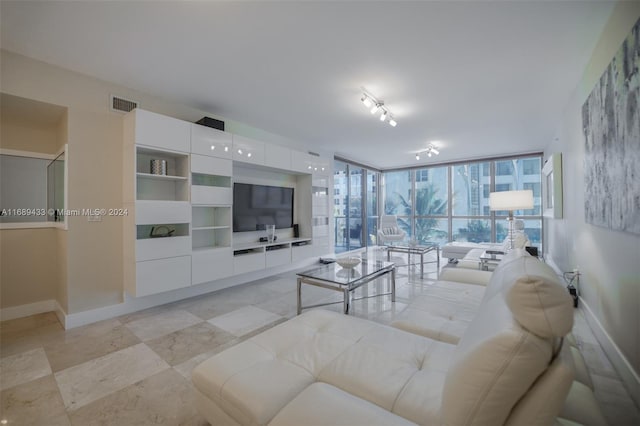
[192, 250, 579, 426]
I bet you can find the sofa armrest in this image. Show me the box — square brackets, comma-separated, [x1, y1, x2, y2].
[439, 267, 492, 286]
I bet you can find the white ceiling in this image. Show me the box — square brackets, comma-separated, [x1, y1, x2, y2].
[0, 1, 613, 169]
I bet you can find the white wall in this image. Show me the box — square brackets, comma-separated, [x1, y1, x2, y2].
[544, 1, 640, 401]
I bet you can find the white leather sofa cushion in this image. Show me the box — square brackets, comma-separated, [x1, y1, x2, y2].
[505, 340, 575, 426]
[500, 255, 574, 338]
[441, 295, 553, 425]
[193, 309, 457, 426]
[317, 323, 454, 424]
[269, 382, 417, 426]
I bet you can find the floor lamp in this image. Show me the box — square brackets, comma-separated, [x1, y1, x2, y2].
[489, 190, 534, 250]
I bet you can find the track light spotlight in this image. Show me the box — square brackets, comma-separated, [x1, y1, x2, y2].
[361, 92, 397, 127]
[415, 144, 441, 160]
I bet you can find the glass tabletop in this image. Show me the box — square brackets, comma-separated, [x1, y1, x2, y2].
[297, 260, 394, 286]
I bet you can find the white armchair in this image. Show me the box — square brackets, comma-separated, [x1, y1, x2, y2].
[377, 215, 407, 246]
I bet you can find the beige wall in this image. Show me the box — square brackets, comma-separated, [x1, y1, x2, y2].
[0, 49, 315, 314]
[0, 228, 58, 308]
[0, 119, 59, 153]
[545, 2, 640, 378]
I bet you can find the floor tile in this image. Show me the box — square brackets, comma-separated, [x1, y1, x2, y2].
[172, 339, 241, 380]
[44, 318, 140, 372]
[207, 306, 283, 337]
[181, 284, 282, 320]
[68, 369, 207, 426]
[54, 343, 169, 411]
[124, 309, 203, 341]
[0, 319, 64, 359]
[0, 312, 60, 337]
[0, 347, 51, 391]
[0, 374, 70, 425]
[145, 322, 236, 366]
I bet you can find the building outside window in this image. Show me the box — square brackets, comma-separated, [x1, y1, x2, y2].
[333, 159, 380, 253]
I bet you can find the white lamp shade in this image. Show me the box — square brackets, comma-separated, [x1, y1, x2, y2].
[489, 190, 534, 211]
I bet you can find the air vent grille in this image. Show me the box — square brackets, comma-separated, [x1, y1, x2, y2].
[110, 95, 138, 113]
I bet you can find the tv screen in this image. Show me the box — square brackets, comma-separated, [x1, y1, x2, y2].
[233, 183, 294, 232]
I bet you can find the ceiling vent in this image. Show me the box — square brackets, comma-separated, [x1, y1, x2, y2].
[110, 95, 138, 113]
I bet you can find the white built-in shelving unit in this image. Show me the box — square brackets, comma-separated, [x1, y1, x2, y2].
[123, 108, 331, 298]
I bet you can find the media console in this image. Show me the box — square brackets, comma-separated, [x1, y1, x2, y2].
[233, 238, 313, 275]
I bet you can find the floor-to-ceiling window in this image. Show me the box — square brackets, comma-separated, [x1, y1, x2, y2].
[382, 170, 412, 239]
[378, 154, 543, 250]
[451, 161, 493, 242]
[333, 159, 380, 253]
[414, 166, 449, 245]
[493, 157, 542, 247]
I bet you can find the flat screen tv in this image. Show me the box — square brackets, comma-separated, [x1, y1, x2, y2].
[233, 183, 294, 232]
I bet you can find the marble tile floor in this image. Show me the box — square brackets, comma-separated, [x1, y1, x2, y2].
[0, 252, 638, 425]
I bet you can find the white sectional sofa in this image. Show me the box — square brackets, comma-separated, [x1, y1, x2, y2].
[192, 250, 588, 426]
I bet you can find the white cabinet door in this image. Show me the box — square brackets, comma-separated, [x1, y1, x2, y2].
[191, 124, 232, 159]
[135, 256, 191, 297]
[191, 154, 232, 176]
[133, 109, 190, 153]
[264, 144, 292, 170]
[192, 249, 233, 285]
[232, 135, 265, 165]
[291, 150, 313, 173]
[136, 236, 191, 262]
[233, 251, 265, 274]
[135, 201, 191, 225]
[292, 244, 314, 262]
[266, 247, 291, 268]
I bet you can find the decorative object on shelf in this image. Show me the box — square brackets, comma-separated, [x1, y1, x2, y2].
[149, 225, 175, 238]
[150, 159, 167, 175]
[542, 153, 563, 219]
[335, 256, 361, 269]
[360, 91, 397, 127]
[582, 17, 639, 235]
[266, 224, 276, 243]
[415, 144, 440, 160]
[489, 190, 534, 250]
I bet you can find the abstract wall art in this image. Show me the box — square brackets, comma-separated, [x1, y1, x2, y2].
[582, 17, 640, 235]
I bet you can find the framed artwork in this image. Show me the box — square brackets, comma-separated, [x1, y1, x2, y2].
[542, 153, 563, 219]
[582, 17, 640, 234]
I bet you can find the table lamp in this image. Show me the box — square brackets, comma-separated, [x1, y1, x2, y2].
[489, 190, 534, 250]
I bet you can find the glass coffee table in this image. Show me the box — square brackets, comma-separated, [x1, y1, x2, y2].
[297, 260, 396, 315]
[386, 243, 439, 278]
[479, 250, 504, 271]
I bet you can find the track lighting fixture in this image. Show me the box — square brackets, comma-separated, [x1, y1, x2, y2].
[416, 144, 440, 160]
[360, 92, 397, 127]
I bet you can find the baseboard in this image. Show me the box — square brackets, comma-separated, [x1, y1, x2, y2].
[580, 297, 640, 408]
[62, 256, 319, 329]
[0, 299, 57, 321]
[545, 253, 639, 407]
